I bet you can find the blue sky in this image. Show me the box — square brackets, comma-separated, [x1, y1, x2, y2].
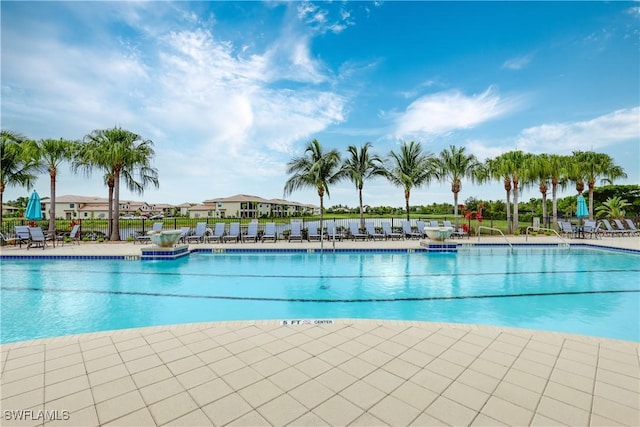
[2, 1, 638, 209]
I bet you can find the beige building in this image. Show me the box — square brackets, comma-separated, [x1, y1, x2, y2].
[41, 195, 161, 220]
[194, 194, 318, 219]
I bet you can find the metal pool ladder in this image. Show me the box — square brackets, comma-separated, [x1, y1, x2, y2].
[525, 226, 569, 248]
[477, 226, 513, 251]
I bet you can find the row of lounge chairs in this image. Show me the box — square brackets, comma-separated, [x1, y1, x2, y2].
[558, 218, 639, 238]
[0, 225, 82, 250]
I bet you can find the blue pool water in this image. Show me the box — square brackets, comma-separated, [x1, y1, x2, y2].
[1, 248, 639, 343]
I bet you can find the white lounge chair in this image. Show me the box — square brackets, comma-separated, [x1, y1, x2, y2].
[289, 222, 303, 242]
[223, 223, 240, 243]
[624, 219, 640, 236]
[27, 227, 50, 250]
[135, 222, 163, 244]
[401, 221, 421, 239]
[325, 221, 342, 241]
[307, 224, 322, 241]
[365, 222, 385, 240]
[600, 219, 626, 237]
[348, 222, 367, 240]
[15, 226, 31, 248]
[242, 222, 259, 243]
[186, 222, 207, 243]
[58, 224, 81, 245]
[382, 222, 403, 240]
[262, 222, 277, 242]
[206, 223, 226, 243]
[613, 219, 632, 236]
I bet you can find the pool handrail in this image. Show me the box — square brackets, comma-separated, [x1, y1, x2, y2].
[476, 226, 513, 251]
[525, 226, 569, 247]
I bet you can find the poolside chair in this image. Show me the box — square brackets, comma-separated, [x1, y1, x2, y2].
[186, 222, 207, 243]
[600, 219, 626, 237]
[428, 220, 439, 227]
[178, 227, 191, 243]
[15, 226, 31, 248]
[289, 222, 303, 242]
[443, 220, 467, 239]
[206, 223, 226, 243]
[135, 222, 163, 244]
[27, 227, 50, 250]
[613, 219, 632, 236]
[382, 222, 403, 240]
[262, 222, 277, 242]
[365, 222, 385, 240]
[348, 222, 367, 240]
[242, 222, 259, 243]
[401, 220, 421, 239]
[558, 221, 575, 238]
[0, 231, 18, 246]
[582, 220, 601, 239]
[417, 220, 427, 238]
[223, 222, 240, 243]
[307, 223, 322, 241]
[325, 221, 342, 241]
[58, 224, 81, 245]
[624, 219, 640, 236]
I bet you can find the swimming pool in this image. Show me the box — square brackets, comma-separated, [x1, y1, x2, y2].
[1, 247, 639, 343]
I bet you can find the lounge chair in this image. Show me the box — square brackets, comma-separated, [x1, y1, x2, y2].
[262, 222, 277, 242]
[624, 219, 640, 236]
[443, 220, 467, 239]
[401, 220, 421, 239]
[428, 220, 439, 227]
[0, 231, 18, 246]
[242, 222, 259, 243]
[289, 222, 303, 242]
[382, 222, 403, 240]
[582, 220, 601, 239]
[326, 221, 342, 241]
[206, 223, 226, 243]
[600, 219, 626, 237]
[558, 221, 575, 238]
[27, 227, 50, 250]
[178, 227, 191, 243]
[186, 222, 207, 243]
[223, 222, 240, 243]
[417, 220, 427, 238]
[58, 224, 81, 245]
[307, 224, 322, 241]
[15, 226, 31, 248]
[135, 222, 163, 244]
[365, 222, 385, 240]
[613, 219, 632, 236]
[348, 222, 367, 240]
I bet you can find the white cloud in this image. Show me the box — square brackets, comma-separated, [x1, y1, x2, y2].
[516, 107, 640, 153]
[501, 54, 533, 70]
[392, 86, 521, 138]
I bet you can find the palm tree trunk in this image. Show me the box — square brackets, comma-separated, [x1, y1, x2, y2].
[541, 192, 547, 226]
[49, 168, 56, 235]
[506, 189, 512, 234]
[358, 186, 364, 229]
[588, 182, 595, 220]
[513, 182, 519, 233]
[319, 194, 324, 239]
[111, 168, 121, 241]
[453, 191, 459, 228]
[551, 181, 558, 228]
[107, 184, 114, 239]
[405, 189, 411, 221]
[0, 186, 4, 233]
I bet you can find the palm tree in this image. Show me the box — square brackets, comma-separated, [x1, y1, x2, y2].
[573, 151, 627, 220]
[75, 127, 159, 241]
[385, 141, 437, 221]
[491, 151, 528, 233]
[548, 154, 569, 228]
[486, 155, 513, 234]
[526, 153, 552, 228]
[436, 145, 480, 227]
[31, 138, 77, 234]
[340, 142, 386, 228]
[595, 196, 630, 220]
[283, 139, 342, 234]
[0, 130, 37, 232]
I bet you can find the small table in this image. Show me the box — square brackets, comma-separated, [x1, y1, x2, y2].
[574, 225, 585, 239]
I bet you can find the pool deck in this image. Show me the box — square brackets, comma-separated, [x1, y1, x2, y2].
[1, 236, 639, 426]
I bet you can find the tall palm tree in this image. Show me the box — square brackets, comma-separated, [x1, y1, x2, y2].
[75, 127, 159, 241]
[340, 142, 386, 228]
[486, 155, 513, 234]
[526, 153, 552, 227]
[493, 151, 528, 233]
[284, 139, 342, 234]
[385, 141, 437, 221]
[548, 154, 569, 228]
[573, 151, 627, 220]
[31, 138, 77, 234]
[0, 130, 37, 232]
[436, 145, 480, 227]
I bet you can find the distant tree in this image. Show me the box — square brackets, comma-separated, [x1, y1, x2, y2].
[284, 139, 342, 234]
[340, 142, 386, 228]
[0, 130, 37, 231]
[385, 141, 437, 221]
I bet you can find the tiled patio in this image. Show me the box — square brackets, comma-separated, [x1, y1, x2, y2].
[1, 320, 639, 426]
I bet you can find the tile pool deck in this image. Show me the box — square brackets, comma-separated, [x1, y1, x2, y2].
[1, 236, 639, 426]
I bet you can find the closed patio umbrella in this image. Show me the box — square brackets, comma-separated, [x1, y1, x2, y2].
[25, 190, 43, 221]
[576, 193, 588, 220]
